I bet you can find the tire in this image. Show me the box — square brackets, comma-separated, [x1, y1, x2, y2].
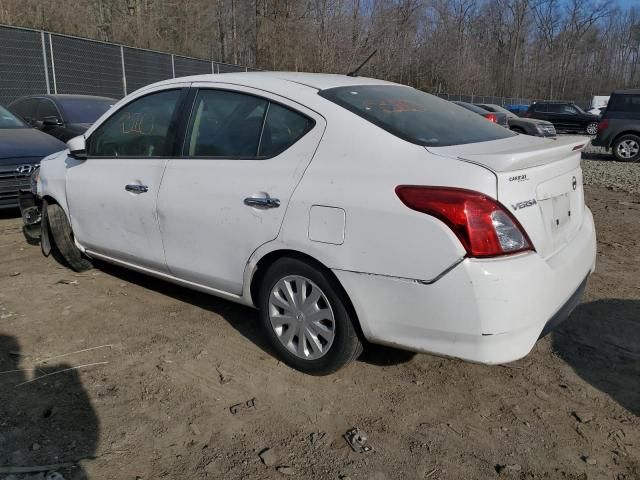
[46, 203, 93, 272]
[258, 258, 363, 375]
[585, 122, 598, 136]
[612, 134, 640, 163]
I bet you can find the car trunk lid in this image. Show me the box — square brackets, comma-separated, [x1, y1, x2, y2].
[427, 135, 587, 259]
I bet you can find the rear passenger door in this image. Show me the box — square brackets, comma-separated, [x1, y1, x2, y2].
[157, 84, 326, 295]
[545, 104, 567, 129]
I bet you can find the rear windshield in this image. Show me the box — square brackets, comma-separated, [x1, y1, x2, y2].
[59, 97, 114, 124]
[319, 86, 514, 147]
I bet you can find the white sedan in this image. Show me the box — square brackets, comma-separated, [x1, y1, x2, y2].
[27, 72, 597, 374]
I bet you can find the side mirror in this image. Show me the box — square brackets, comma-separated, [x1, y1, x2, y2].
[67, 136, 87, 160]
[42, 116, 63, 127]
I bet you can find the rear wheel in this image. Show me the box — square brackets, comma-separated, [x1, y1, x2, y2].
[47, 203, 93, 272]
[258, 258, 362, 375]
[612, 134, 640, 162]
[586, 122, 598, 136]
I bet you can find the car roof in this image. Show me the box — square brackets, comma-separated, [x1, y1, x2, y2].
[149, 71, 400, 91]
[12, 94, 116, 103]
[612, 89, 640, 95]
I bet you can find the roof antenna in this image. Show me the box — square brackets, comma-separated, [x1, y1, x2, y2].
[347, 50, 377, 77]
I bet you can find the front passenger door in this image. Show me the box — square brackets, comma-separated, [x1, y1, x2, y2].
[66, 86, 188, 272]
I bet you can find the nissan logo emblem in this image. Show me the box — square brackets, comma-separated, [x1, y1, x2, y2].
[572, 176, 577, 191]
[16, 165, 34, 175]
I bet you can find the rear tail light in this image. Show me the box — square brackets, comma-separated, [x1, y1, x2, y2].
[395, 186, 534, 258]
[597, 118, 609, 133]
[484, 113, 498, 123]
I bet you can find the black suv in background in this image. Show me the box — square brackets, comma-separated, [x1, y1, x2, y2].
[525, 101, 599, 135]
[8, 94, 115, 142]
[592, 90, 640, 162]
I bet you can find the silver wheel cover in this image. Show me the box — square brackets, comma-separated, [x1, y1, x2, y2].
[616, 139, 639, 160]
[268, 275, 336, 360]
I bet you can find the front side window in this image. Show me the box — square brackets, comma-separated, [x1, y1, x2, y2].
[88, 89, 181, 157]
[562, 105, 578, 114]
[319, 86, 514, 147]
[184, 90, 267, 157]
[36, 99, 59, 120]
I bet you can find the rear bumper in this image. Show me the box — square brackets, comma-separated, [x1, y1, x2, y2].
[334, 207, 597, 364]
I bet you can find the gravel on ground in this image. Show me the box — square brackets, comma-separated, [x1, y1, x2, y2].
[0, 139, 638, 480]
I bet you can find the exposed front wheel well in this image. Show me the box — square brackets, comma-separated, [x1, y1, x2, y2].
[249, 249, 364, 337]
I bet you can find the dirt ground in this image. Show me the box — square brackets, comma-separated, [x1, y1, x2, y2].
[0, 183, 638, 480]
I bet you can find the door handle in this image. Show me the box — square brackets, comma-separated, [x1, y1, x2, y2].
[125, 184, 149, 193]
[244, 194, 280, 209]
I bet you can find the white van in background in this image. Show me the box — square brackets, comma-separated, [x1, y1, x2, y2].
[588, 95, 609, 115]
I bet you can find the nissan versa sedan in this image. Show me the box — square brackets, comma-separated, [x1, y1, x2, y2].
[24, 73, 597, 375]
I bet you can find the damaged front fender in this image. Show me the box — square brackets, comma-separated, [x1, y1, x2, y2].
[18, 189, 42, 246]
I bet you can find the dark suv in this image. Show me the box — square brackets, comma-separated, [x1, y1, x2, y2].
[592, 89, 640, 162]
[525, 102, 599, 135]
[8, 94, 115, 142]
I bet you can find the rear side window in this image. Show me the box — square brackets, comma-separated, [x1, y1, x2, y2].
[184, 90, 267, 157]
[183, 89, 314, 158]
[88, 89, 181, 157]
[609, 94, 640, 113]
[319, 86, 514, 147]
[259, 103, 314, 157]
[534, 103, 548, 112]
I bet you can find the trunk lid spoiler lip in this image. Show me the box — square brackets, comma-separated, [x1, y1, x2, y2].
[425, 136, 587, 173]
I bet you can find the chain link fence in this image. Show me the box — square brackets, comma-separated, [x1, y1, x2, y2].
[0, 24, 250, 105]
[1, 24, 588, 110]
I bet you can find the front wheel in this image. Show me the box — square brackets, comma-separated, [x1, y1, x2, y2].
[258, 258, 363, 375]
[47, 203, 93, 272]
[612, 134, 640, 162]
[586, 122, 598, 136]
